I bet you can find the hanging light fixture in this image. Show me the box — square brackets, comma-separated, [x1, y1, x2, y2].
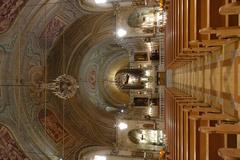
[40, 74, 79, 99]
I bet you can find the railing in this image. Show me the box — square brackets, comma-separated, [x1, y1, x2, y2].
[158, 33, 165, 122]
[159, 86, 165, 122]
[159, 34, 165, 71]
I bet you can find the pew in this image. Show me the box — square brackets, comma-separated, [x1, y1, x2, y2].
[219, 2, 240, 15]
[199, 123, 240, 134]
[183, 47, 221, 53]
[165, 0, 240, 159]
[188, 39, 238, 48]
[199, 27, 240, 37]
[183, 106, 221, 113]
[189, 113, 238, 121]
[218, 148, 240, 160]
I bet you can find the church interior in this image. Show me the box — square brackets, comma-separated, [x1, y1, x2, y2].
[0, 0, 240, 160]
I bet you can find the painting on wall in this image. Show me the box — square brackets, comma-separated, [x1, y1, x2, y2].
[0, 0, 28, 34]
[38, 109, 69, 143]
[39, 16, 66, 48]
[0, 124, 30, 159]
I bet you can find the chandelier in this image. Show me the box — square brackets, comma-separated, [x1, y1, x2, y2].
[40, 74, 79, 99]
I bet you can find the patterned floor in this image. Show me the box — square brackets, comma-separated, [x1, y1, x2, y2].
[172, 40, 240, 147]
[172, 40, 240, 118]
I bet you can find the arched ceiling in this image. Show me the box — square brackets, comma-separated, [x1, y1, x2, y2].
[48, 12, 130, 110]
[78, 39, 130, 109]
[0, 0, 131, 159]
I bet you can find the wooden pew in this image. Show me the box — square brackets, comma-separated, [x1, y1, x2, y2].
[189, 113, 238, 121]
[199, 123, 240, 134]
[166, 88, 204, 160]
[177, 102, 210, 160]
[182, 47, 221, 53]
[183, 106, 221, 113]
[199, 27, 240, 37]
[196, 120, 235, 160]
[190, 39, 238, 47]
[181, 102, 210, 107]
[218, 148, 240, 160]
[202, 39, 238, 47]
[219, 2, 240, 15]
[182, 104, 213, 160]
[180, 102, 210, 160]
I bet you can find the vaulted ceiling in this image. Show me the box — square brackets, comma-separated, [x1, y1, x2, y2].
[0, 0, 130, 159]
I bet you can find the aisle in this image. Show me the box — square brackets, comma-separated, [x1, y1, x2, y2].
[172, 41, 240, 118]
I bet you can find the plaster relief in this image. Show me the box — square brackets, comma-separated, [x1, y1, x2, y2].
[0, 124, 30, 159]
[0, 0, 27, 34]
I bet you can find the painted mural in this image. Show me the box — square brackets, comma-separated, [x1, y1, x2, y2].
[38, 109, 69, 143]
[0, 0, 27, 34]
[86, 65, 97, 90]
[39, 16, 66, 48]
[0, 124, 30, 160]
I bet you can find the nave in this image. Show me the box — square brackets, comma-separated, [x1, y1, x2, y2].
[165, 0, 240, 159]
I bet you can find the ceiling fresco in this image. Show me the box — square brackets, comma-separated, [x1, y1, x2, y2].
[23, 12, 122, 159]
[0, 0, 122, 159]
[0, 0, 160, 159]
[38, 109, 69, 143]
[39, 16, 66, 49]
[79, 39, 130, 110]
[0, 124, 30, 160]
[0, 0, 28, 34]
